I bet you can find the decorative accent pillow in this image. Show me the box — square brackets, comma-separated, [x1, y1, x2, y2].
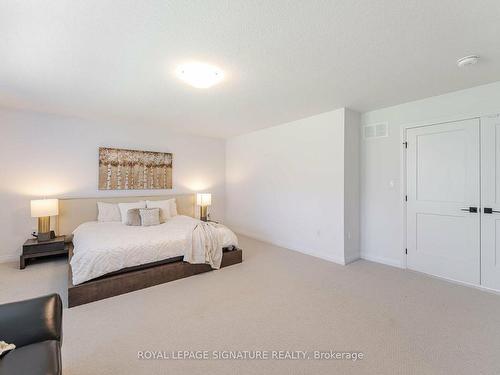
[125, 208, 141, 226]
[139, 208, 161, 227]
[118, 201, 146, 224]
[97, 202, 121, 222]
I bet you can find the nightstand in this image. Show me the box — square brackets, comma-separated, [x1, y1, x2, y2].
[20, 236, 68, 269]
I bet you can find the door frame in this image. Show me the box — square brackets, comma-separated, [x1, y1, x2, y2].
[399, 112, 499, 272]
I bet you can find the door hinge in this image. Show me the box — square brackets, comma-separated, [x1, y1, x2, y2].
[403, 141, 408, 149]
[405, 248, 408, 255]
[405, 195, 407, 202]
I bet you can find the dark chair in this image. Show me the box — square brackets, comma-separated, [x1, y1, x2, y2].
[0, 294, 62, 375]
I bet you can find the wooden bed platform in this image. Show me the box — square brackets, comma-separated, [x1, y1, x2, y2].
[59, 194, 243, 307]
[68, 245, 243, 308]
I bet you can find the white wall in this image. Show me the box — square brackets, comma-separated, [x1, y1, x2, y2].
[0, 108, 226, 262]
[226, 108, 360, 264]
[361, 80, 500, 267]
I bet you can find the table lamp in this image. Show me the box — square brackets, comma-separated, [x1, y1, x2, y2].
[31, 199, 59, 241]
[196, 193, 211, 222]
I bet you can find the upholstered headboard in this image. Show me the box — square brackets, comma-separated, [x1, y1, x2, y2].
[56, 194, 195, 235]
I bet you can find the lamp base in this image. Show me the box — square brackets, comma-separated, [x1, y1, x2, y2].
[36, 216, 55, 241]
[37, 230, 55, 242]
[200, 206, 208, 222]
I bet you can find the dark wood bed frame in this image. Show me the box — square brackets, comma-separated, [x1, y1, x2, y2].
[68, 244, 242, 307]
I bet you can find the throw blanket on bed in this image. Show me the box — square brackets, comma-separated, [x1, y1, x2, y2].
[184, 221, 223, 269]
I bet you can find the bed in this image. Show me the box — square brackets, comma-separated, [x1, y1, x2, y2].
[58, 194, 243, 307]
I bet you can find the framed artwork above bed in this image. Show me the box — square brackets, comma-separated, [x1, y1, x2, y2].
[98, 147, 173, 190]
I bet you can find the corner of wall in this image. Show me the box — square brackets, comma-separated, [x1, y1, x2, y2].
[343, 108, 361, 263]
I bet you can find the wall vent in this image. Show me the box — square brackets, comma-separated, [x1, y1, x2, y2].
[364, 122, 388, 139]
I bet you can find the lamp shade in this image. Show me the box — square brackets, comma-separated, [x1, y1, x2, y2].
[31, 199, 59, 217]
[196, 193, 212, 207]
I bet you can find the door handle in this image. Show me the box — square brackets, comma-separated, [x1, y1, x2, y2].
[484, 207, 500, 214]
[461, 207, 478, 213]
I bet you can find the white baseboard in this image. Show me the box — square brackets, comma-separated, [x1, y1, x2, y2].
[406, 269, 500, 296]
[361, 253, 500, 294]
[233, 227, 346, 265]
[360, 252, 404, 269]
[0, 254, 19, 264]
[291, 245, 347, 265]
[344, 253, 361, 265]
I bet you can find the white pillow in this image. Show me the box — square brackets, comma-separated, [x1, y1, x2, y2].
[146, 199, 176, 223]
[97, 202, 121, 222]
[118, 201, 146, 224]
[170, 199, 178, 217]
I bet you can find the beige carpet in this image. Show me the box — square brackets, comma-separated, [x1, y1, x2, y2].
[1, 235, 500, 375]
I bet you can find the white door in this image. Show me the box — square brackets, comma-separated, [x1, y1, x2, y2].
[481, 115, 500, 290]
[406, 118, 480, 285]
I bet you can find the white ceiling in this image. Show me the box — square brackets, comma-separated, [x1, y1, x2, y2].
[1, 0, 500, 138]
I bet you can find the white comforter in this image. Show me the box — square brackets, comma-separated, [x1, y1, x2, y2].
[71, 215, 238, 285]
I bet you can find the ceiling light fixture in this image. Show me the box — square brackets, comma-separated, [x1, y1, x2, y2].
[457, 55, 480, 67]
[176, 62, 224, 88]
